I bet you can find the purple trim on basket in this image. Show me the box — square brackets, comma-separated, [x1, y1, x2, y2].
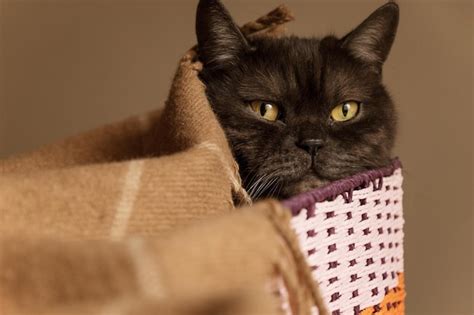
[282, 158, 402, 216]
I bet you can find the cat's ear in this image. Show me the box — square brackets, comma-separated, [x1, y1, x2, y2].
[341, 2, 399, 69]
[196, 0, 249, 69]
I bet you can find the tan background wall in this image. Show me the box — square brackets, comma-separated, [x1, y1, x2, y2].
[1, 0, 472, 314]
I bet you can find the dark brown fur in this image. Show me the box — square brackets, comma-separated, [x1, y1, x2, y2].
[196, 0, 399, 199]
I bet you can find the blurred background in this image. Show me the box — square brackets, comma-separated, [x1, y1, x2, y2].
[1, 0, 472, 314]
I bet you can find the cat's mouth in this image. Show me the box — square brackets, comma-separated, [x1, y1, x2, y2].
[277, 159, 335, 197]
[280, 174, 330, 198]
[244, 161, 329, 199]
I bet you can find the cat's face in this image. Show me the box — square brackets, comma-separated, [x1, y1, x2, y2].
[196, 0, 399, 199]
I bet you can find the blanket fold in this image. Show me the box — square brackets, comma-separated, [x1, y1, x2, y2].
[0, 202, 319, 315]
[0, 5, 328, 315]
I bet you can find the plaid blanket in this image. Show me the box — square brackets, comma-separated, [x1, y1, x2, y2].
[0, 6, 328, 315]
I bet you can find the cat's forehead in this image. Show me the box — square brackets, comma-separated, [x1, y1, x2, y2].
[246, 35, 358, 79]
[241, 36, 324, 89]
[250, 36, 322, 62]
[235, 36, 376, 106]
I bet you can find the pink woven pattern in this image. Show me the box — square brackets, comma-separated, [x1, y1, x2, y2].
[290, 167, 404, 315]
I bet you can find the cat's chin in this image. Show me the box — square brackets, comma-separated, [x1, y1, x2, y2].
[280, 175, 331, 198]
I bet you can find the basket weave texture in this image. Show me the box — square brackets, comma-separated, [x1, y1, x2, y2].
[285, 160, 405, 315]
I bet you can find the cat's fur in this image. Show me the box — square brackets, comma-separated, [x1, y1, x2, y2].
[196, 0, 399, 199]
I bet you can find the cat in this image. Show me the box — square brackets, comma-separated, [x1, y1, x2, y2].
[196, 0, 399, 200]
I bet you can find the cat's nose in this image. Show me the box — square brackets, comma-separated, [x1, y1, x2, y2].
[297, 138, 324, 155]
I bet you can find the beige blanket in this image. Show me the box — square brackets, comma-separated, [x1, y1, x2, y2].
[0, 6, 328, 315]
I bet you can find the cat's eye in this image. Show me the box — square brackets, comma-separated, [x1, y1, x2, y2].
[331, 101, 360, 122]
[249, 101, 280, 122]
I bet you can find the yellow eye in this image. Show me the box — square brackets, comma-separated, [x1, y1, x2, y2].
[331, 101, 360, 122]
[250, 101, 280, 121]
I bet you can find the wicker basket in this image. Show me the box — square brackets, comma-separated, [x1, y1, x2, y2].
[284, 159, 405, 315]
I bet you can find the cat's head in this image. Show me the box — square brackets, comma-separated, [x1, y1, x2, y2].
[196, 0, 399, 199]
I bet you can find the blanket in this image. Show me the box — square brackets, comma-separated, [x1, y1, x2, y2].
[0, 5, 328, 315]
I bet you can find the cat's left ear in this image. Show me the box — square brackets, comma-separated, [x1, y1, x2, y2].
[341, 2, 399, 69]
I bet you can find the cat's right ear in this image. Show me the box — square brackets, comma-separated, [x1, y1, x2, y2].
[196, 0, 249, 69]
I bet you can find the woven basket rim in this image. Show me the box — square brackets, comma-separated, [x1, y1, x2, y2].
[282, 158, 402, 216]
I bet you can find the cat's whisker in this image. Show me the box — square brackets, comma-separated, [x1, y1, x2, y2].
[266, 177, 280, 197]
[267, 178, 281, 199]
[248, 175, 267, 199]
[254, 176, 276, 199]
[247, 173, 270, 199]
[243, 167, 260, 190]
[251, 170, 281, 200]
[248, 175, 269, 199]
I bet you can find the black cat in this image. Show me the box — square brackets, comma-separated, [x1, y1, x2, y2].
[196, 0, 399, 199]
